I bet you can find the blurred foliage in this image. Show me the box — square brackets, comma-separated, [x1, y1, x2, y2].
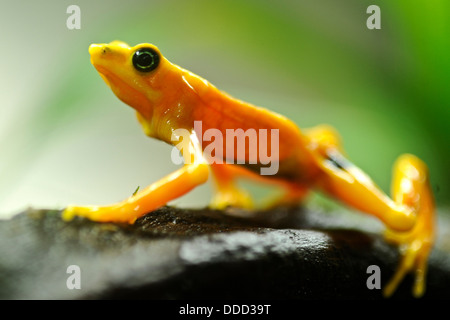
[0, 0, 448, 216]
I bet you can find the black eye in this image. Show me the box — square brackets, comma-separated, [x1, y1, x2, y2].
[132, 48, 160, 72]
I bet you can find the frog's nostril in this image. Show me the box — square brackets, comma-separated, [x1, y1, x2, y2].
[89, 43, 110, 56]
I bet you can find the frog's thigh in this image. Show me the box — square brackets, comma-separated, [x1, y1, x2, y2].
[304, 125, 412, 229]
[314, 151, 416, 231]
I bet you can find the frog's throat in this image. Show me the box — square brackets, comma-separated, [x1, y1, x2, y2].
[95, 66, 154, 119]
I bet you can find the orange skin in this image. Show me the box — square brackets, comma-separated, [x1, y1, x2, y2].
[62, 41, 435, 298]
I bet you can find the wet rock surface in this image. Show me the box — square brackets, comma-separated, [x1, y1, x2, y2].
[0, 205, 449, 299]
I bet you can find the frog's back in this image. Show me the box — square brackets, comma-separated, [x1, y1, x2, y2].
[187, 75, 319, 182]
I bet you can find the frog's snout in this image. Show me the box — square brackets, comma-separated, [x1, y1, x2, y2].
[89, 41, 131, 64]
[89, 43, 117, 71]
[89, 44, 103, 67]
[89, 43, 108, 58]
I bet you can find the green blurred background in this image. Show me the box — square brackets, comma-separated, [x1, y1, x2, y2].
[0, 0, 448, 218]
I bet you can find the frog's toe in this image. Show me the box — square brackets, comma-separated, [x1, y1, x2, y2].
[61, 206, 77, 221]
[383, 209, 433, 298]
[383, 235, 432, 298]
[61, 205, 100, 222]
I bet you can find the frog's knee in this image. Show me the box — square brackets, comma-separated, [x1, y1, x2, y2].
[305, 124, 342, 152]
[384, 204, 416, 232]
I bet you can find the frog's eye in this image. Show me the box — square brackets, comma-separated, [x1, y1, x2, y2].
[132, 48, 160, 72]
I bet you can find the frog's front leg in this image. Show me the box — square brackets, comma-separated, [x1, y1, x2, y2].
[307, 126, 435, 297]
[62, 131, 209, 224]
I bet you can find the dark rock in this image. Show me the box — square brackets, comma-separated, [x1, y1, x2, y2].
[0, 205, 449, 299]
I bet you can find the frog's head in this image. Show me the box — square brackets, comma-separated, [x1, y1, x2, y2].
[89, 41, 169, 120]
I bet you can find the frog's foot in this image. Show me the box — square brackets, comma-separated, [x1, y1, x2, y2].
[383, 225, 433, 298]
[209, 187, 254, 210]
[383, 154, 435, 298]
[62, 204, 138, 224]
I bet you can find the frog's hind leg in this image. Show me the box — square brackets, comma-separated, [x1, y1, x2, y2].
[382, 155, 434, 298]
[307, 125, 435, 297]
